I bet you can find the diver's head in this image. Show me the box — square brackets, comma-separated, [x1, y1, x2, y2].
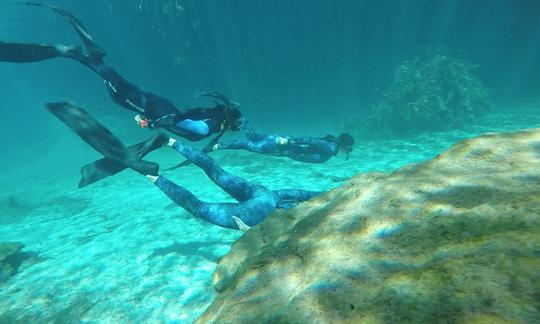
[338, 133, 355, 160]
[225, 106, 243, 131]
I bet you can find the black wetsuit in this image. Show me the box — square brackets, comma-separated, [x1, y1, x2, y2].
[0, 3, 233, 141]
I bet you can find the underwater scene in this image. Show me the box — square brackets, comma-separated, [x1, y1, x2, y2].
[0, 0, 539, 322]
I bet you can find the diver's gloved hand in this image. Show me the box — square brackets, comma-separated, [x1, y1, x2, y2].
[212, 143, 221, 151]
[134, 114, 149, 128]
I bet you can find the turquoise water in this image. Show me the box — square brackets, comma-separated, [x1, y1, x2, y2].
[1, 0, 540, 322]
[1, 103, 539, 322]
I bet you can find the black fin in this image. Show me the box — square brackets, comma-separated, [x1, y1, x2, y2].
[22, 2, 106, 60]
[78, 133, 169, 188]
[165, 159, 192, 171]
[46, 101, 159, 180]
[79, 157, 125, 188]
[132, 133, 169, 158]
[0, 41, 61, 63]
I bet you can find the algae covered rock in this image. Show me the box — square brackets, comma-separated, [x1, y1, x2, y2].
[0, 242, 42, 283]
[345, 49, 490, 137]
[198, 128, 540, 323]
[0, 242, 25, 282]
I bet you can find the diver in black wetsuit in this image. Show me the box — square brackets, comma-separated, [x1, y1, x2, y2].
[213, 121, 355, 163]
[0, 2, 243, 140]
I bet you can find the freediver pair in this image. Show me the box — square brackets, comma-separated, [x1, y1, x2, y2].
[1, 3, 355, 230]
[47, 102, 321, 231]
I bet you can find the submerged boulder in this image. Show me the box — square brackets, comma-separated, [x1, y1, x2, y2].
[0, 242, 42, 283]
[198, 128, 540, 323]
[0, 242, 24, 283]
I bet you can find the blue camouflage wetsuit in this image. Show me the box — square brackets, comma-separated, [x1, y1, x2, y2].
[154, 140, 321, 230]
[0, 3, 231, 141]
[214, 122, 339, 163]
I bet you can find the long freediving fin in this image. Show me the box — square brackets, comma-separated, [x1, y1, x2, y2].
[46, 102, 159, 180]
[22, 2, 106, 60]
[0, 41, 63, 63]
[79, 133, 169, 188]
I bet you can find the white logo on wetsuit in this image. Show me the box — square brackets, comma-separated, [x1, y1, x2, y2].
[105, 80, 117, 93]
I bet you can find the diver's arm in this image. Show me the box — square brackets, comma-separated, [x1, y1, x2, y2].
[240, 120, 266, 141]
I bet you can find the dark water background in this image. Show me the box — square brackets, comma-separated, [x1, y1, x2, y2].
[0, 0, 539, 179]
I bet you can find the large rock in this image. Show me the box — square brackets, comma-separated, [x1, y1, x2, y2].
[0, 242, 25, 283]
[198, 128, 540, 323]
[0, 242, 42, 283]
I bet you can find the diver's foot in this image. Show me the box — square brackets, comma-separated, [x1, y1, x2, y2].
[167, 138, 177, 147]
[275, 136, 289, 145]
[146, 175, 158, 183]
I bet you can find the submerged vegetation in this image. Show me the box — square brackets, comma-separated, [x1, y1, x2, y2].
[345, 49, 491, 138]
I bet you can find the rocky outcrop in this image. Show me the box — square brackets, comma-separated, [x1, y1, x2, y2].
[198, 128, 540, 323]
[0, 242, 42, 283]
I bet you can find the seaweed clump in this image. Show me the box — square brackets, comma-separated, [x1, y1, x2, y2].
[347, 49, 491, 137]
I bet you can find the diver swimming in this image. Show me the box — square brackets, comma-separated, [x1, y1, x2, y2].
[5, 3, 348, 228]
[150, 138, 322, 230]
[0, 2, 244, 141]
[212, 120, 355, 163]
[47, 101, 322, 231]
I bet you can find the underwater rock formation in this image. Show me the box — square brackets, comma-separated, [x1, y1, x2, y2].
[198, 128, 540, 323]
[0, 242, 42, 283]
[346, 49, 490, 137]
